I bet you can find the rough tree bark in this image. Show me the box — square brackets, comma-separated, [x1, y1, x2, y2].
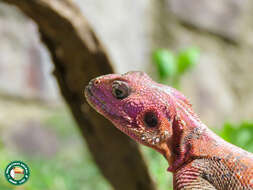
[0, 0, 156, 190]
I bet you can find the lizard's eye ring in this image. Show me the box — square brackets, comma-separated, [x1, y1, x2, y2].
[112, 81, 130, 99]
[144, 111, 158, 128]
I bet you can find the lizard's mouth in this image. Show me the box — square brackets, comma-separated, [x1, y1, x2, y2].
[85, 84, 116, 117]
[85, 85, 109, 114]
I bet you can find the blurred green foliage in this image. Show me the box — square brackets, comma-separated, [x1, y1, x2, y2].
[142, 147, 173, 190]
[152, 50, 176, 79]
[152, 47, 200, 87]
[219, 121, 253, 153]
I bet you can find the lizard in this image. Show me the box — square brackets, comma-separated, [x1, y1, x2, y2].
[85, 71, 253, 190]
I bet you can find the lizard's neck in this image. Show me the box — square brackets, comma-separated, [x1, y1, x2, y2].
[166, 107, 223, 172]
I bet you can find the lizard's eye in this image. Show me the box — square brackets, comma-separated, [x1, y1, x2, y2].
[112, 81, 130, 100]
[144, 112, 158, 128]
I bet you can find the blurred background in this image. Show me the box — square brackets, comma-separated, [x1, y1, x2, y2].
[0, 0, 253, 190]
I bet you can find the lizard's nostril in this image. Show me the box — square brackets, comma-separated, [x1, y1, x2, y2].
[89, 78, 99, 86]
[94, 80, 99, 85]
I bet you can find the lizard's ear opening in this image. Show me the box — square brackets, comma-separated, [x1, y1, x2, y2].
[144, 111, 158, 128]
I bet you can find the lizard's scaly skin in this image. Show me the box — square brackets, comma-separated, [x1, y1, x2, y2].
[85, 71, 253, 190]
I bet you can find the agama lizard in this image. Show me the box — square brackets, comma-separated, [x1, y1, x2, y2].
[85, 71, 253, 189]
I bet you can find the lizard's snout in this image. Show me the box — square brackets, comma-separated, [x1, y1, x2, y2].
[85, 77, 101, 97]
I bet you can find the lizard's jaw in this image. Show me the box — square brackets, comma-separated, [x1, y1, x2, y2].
[85, 84, 133, 129]
[85, 84, 119, 119]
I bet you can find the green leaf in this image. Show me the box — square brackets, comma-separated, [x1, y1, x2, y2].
[219, 121, 253, 153]
[152, 49, 176, 79]
[176, 47, 200, 74]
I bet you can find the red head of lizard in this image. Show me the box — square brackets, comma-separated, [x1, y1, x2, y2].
[85, 71, 204, 170]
